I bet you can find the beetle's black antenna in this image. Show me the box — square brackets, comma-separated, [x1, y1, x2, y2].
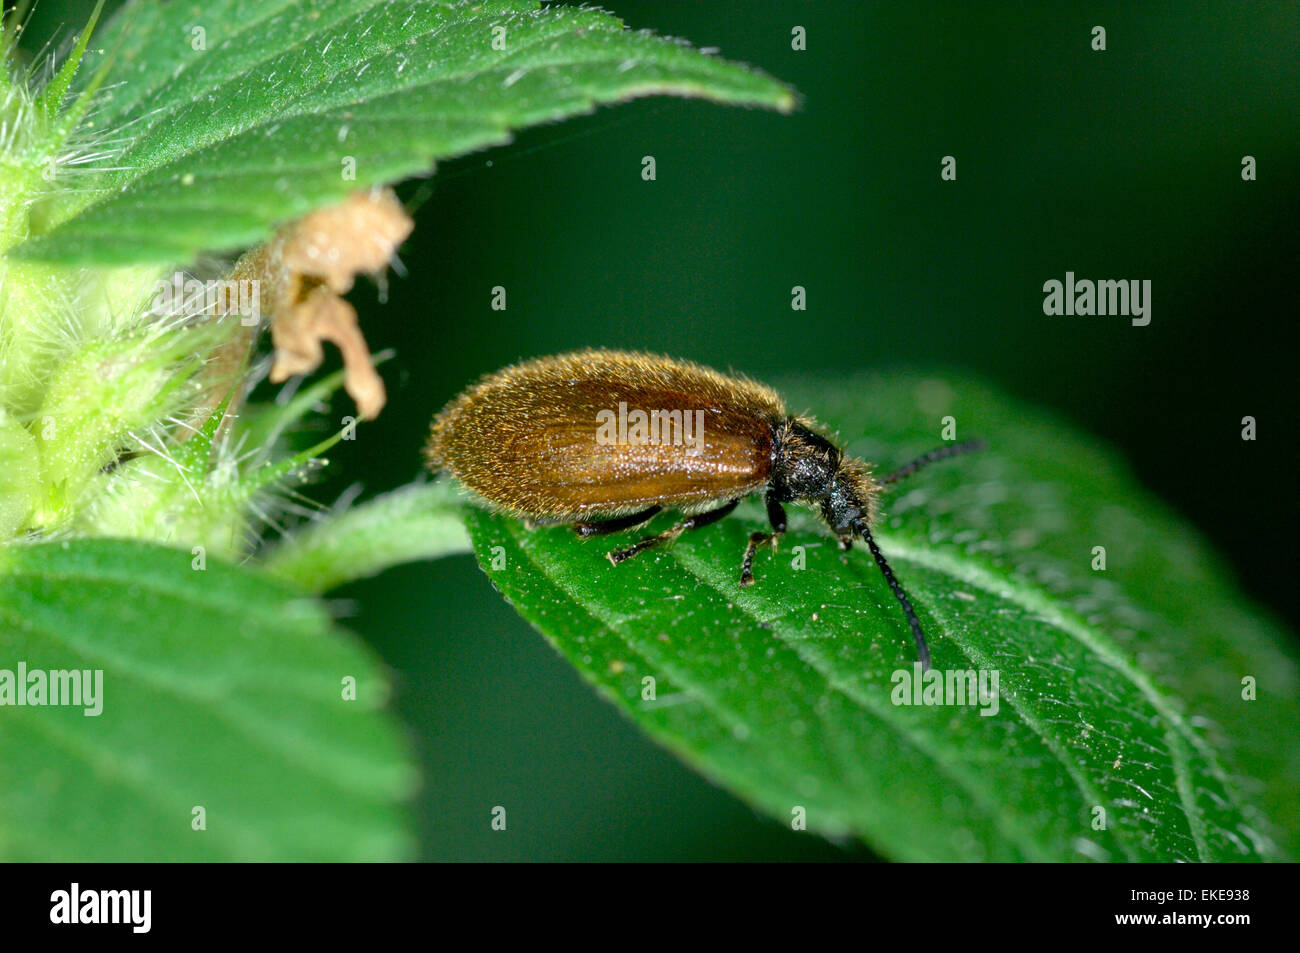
[853, 518, 930, 670]
[881, 439, 986, 486]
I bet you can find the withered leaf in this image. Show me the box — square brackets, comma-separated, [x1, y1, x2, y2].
[252, 188, 412, 420]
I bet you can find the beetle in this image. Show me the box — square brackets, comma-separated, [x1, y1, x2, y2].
[426, 349, 983, 669]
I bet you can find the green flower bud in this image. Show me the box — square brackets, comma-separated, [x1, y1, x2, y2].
[0, 414, 39, 538]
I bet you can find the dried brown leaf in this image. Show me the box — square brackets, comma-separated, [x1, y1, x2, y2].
[244, 188, 412, 419]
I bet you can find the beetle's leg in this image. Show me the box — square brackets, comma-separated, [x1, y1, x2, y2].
[607, 500, 739, 565]
[574, 505, 662, 538]
[740, 496, 787, 587]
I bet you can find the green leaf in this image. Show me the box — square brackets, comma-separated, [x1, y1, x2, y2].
[0, 539, 416, 860]
[262, 479, 471, 593]
[15, 0, 794, 265]
[462, 371, 1299, 862]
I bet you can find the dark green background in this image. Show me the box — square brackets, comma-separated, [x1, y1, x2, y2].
[28, 0, 1300, 860]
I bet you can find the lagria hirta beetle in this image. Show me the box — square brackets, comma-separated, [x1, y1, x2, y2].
[426, 350, 983, 669]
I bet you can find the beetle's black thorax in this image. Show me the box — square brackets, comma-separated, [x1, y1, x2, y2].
[769, 417, 874, 532]
[769, 419, 840, 502]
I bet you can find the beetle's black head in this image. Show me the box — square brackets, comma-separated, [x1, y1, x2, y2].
[770, 417, 879, 533]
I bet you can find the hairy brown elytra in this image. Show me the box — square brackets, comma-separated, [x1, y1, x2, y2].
[426, 349, 984, 669]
